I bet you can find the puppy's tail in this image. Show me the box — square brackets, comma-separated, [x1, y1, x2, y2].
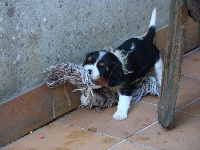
[145, 8, 156, 41]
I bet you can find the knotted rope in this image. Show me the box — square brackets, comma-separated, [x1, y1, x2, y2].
[43, 62, 160, 111]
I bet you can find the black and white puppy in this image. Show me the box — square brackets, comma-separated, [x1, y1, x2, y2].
[83, 9, 163, 120]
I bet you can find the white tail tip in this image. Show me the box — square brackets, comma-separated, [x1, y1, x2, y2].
[149, 8, 156, 27]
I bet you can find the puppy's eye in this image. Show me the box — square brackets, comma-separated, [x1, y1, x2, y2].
[98, 61, 105, 67]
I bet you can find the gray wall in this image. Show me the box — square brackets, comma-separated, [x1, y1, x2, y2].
[0, 0, 169, 103]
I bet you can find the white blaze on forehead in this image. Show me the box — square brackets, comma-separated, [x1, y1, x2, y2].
[130, 43, 135, 50]
[97, 51, 107, 62]
[83, 51, 107, 80]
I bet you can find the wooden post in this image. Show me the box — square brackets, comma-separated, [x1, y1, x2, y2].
[158, 0, 188, 129]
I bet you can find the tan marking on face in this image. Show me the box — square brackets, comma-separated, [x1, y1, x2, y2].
[98, 61, 106, 67]
[87, 56, 93, 62]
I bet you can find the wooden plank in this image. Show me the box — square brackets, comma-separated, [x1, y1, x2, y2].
[158, 0, 188, 129]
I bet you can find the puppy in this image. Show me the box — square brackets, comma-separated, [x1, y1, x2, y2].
[83, 8, 163, 120]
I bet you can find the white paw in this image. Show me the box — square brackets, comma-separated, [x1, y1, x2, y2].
[113, 110, 127, 121]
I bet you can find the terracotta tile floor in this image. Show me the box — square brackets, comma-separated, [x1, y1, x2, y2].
[3, 49, 200, 150]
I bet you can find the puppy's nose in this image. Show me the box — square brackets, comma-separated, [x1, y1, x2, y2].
[88, 69, 92, 74]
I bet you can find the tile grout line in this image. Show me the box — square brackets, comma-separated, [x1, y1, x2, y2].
[107, 139, 158, 150]
[57, 121, 122, 140]
[176, 96, 200, 111]
[177, 110, 200, 117]
[107, 120, 158, 150]
[51, 89, 56, 119]
[129, 141, 158, 150]
[58, 120, 159, 141]
[58, 120, 159, 150]
[182, 75, 200, 80]
[95, 131, 121, 140]
[129, 121, 158, 136]
[140, 100, 158, 106]
[107, 139, 126, 150]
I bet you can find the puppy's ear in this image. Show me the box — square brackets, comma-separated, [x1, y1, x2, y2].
[108, 62, 124, 87]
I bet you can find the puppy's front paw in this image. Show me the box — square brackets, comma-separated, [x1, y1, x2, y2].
[113, 110, 127, 120]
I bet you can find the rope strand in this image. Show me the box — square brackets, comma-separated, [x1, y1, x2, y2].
[43, 62, 160, 110]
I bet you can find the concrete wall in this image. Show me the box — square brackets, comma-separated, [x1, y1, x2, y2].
[0, 0, 169, 103]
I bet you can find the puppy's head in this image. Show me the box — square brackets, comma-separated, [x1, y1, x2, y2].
[83, 50, 124, 87]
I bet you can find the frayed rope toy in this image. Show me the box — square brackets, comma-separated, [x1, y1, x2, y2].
[43, 62, 160, 111]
